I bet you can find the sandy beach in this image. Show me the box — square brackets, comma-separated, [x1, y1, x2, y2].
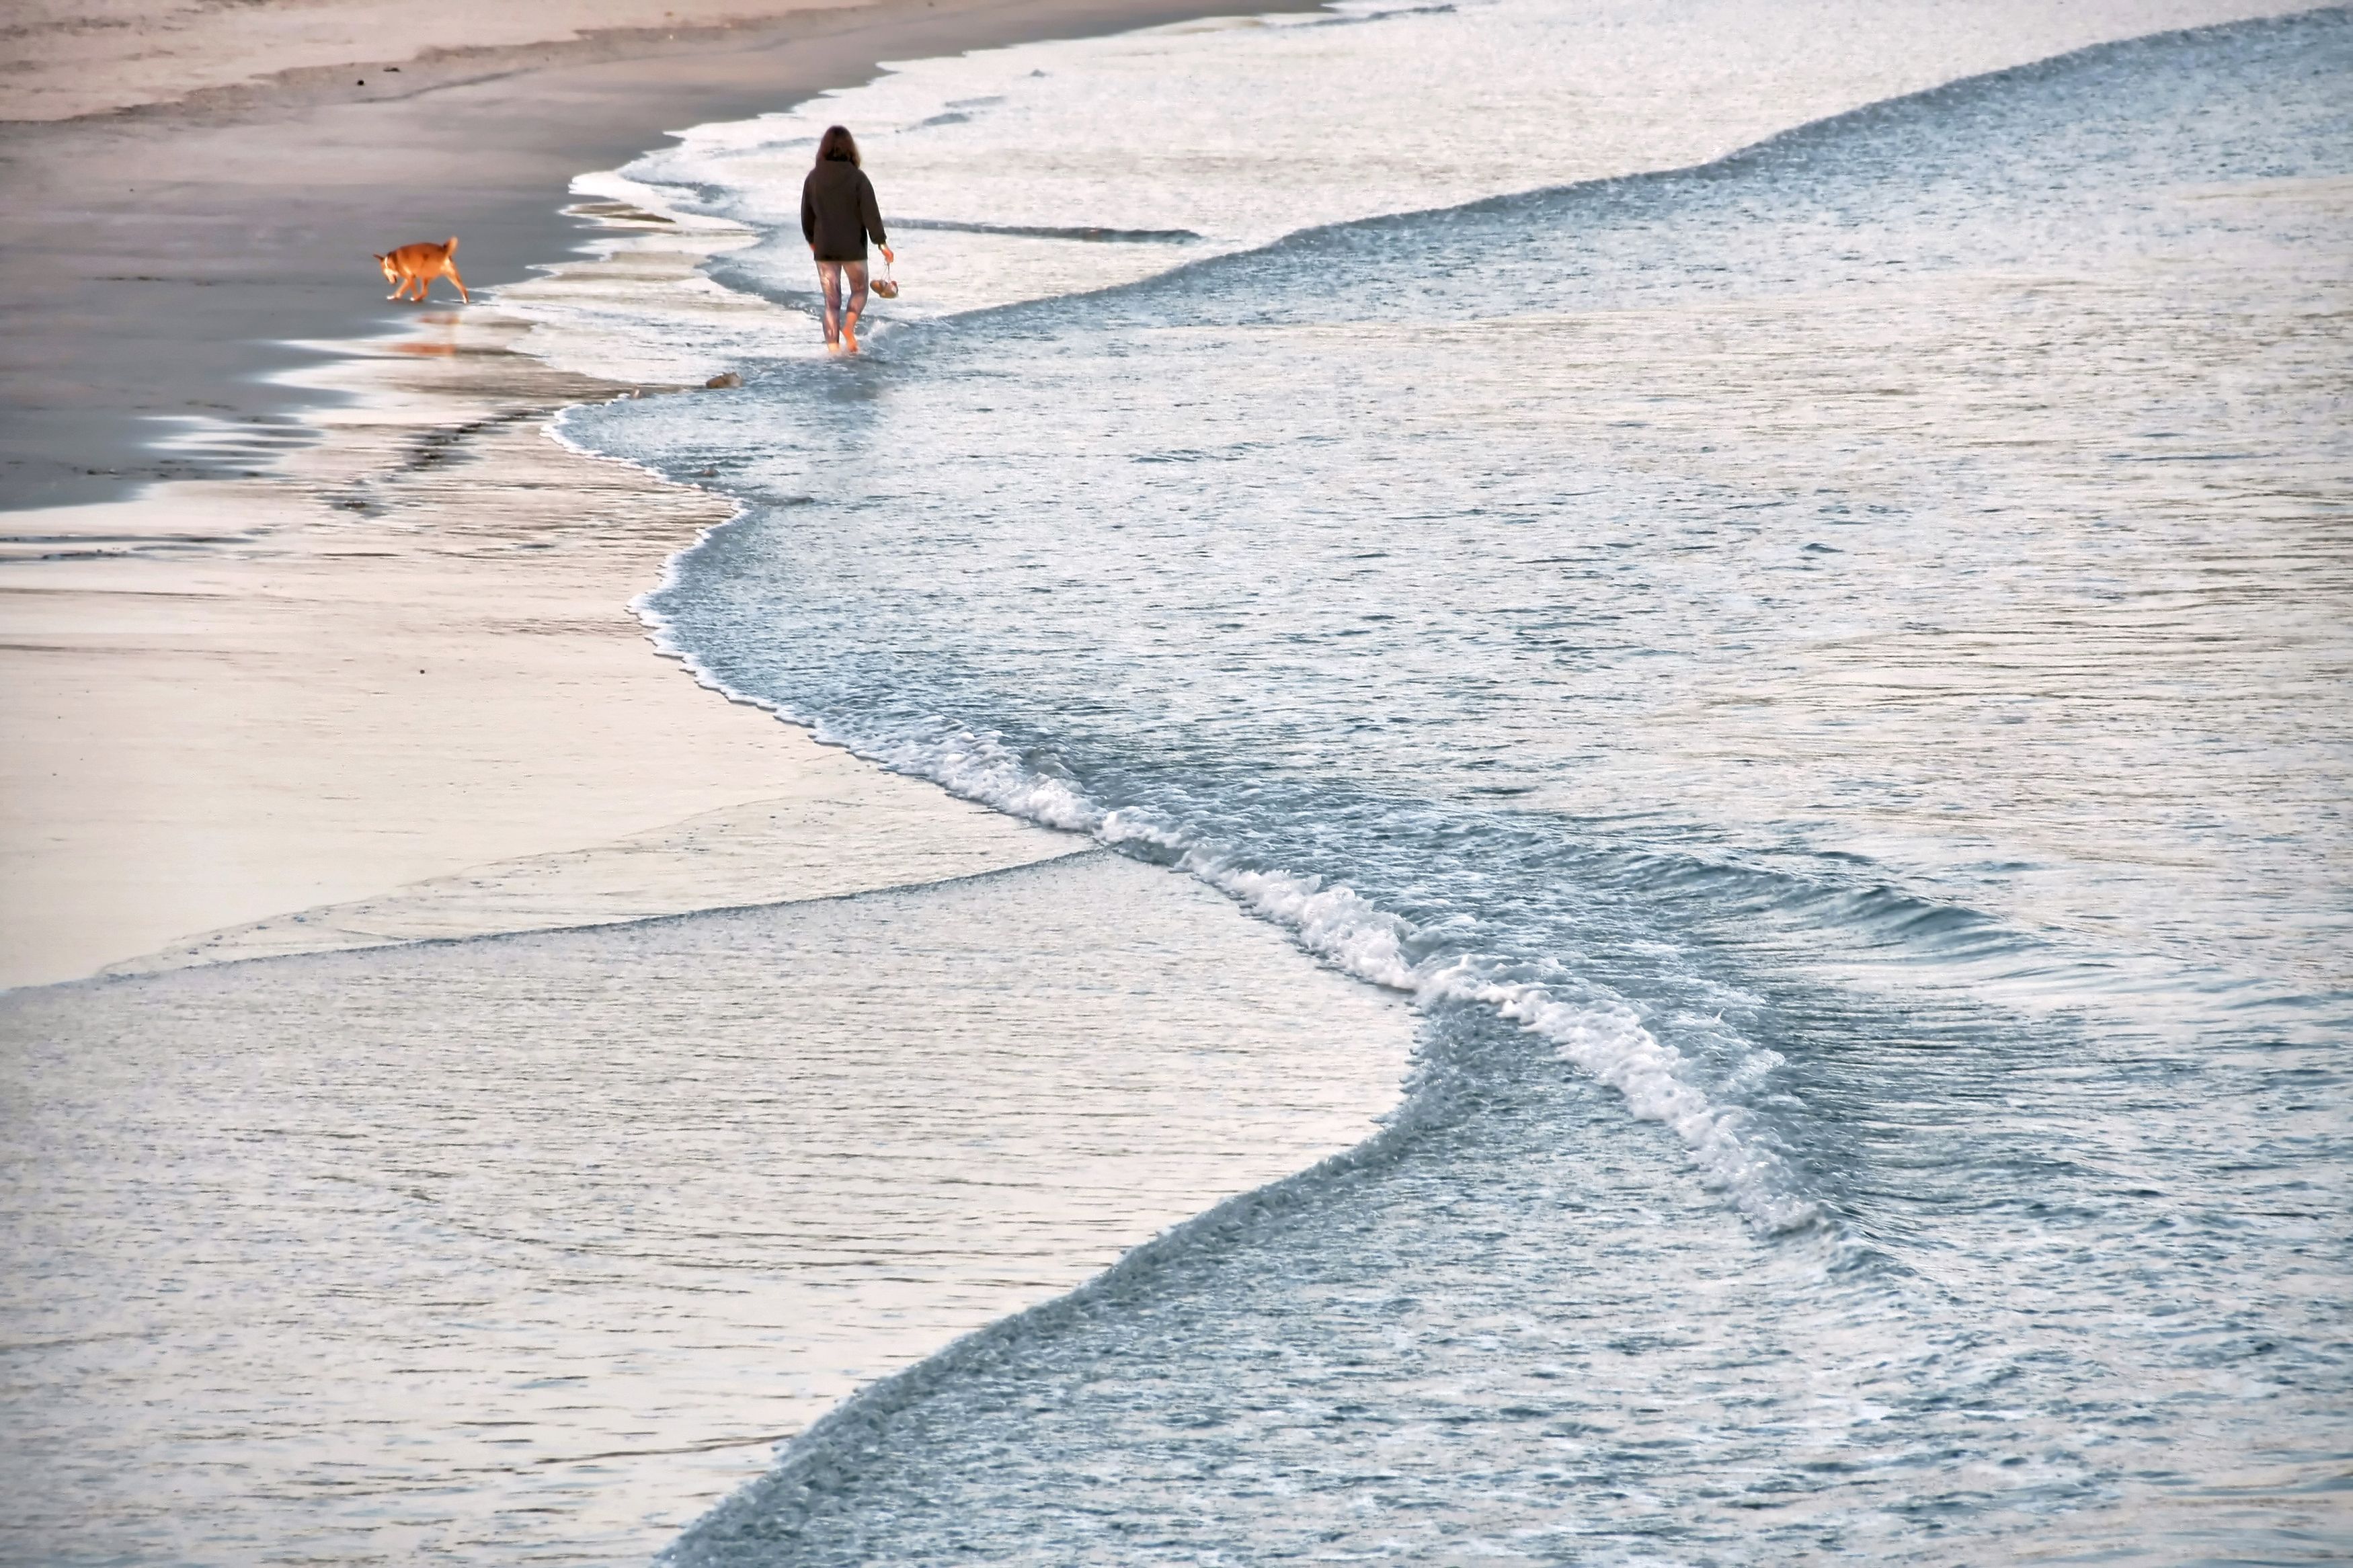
[0, 0, 2302, 985]
[1, 229, 1080, 987]
[1, 1, 1411, 1555]
[5, 0, 2340, 1561]
[0, 0, 1325, 987]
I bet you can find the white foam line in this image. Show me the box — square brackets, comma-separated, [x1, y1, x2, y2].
[1192, 854, 1823, 1234]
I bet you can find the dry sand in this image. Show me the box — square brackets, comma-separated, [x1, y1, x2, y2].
[2, 0, 880, 122]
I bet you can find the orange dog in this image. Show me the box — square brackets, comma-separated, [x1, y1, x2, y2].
[374, 237, 469, 302]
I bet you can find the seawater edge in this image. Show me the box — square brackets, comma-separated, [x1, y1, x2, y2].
[4, 6, 2334, 1561]
[0, 47, 1423, 1559]
[0, 852, 1417, 1561]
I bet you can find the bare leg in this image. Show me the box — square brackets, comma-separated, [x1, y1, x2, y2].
[840, 261, 871, 354]
[817, 261, 845, 348]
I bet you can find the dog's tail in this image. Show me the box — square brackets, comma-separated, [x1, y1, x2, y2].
[444, 235, 459, 255]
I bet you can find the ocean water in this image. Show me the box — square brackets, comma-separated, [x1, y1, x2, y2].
[0, 856, 1407, 1565]
[547, 3, 2353, 1561]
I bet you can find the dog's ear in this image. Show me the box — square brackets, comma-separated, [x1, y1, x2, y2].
[372, 253, 386, 261]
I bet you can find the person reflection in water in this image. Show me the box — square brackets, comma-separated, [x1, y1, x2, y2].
[801, 124, 894, 354]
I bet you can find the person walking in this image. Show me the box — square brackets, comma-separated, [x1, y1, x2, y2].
[800, 125, 893, 355]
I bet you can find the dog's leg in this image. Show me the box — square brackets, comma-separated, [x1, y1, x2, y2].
[444, 265, 469, 304]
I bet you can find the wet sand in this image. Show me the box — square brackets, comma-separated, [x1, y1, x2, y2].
[0, 226, 1078, 988]
[0, 0, 2303, 980]
[0, 0, 2317, 1560]
[0, 0, 1317, 987]
[0, 0, 1320, 510]
[0, 5, 1421, 1558]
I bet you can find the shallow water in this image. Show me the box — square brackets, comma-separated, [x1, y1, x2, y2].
[0, 856, 1406, 1565]
[551, 5, 2353, 1560]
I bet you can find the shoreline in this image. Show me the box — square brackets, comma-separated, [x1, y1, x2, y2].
[3, 852, 1419, 1561]
[0, 9, 1425, 1553]
[0, 0, 1332, 988]
[0, 208, 1083, 987]
[0, 0, 2305, 986]
[1, 0, 2335, 1559]
[0, 0, 1328, 511]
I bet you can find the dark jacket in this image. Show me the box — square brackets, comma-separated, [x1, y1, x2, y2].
[801, 160, 887, 261]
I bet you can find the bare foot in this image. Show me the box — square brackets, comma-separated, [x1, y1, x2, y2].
[842, 312, 861, 355]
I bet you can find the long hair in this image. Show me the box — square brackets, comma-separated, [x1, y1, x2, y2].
[815, 125, 861, 167]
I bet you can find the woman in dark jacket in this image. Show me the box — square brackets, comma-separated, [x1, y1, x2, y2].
[800, 124, 893, 354]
